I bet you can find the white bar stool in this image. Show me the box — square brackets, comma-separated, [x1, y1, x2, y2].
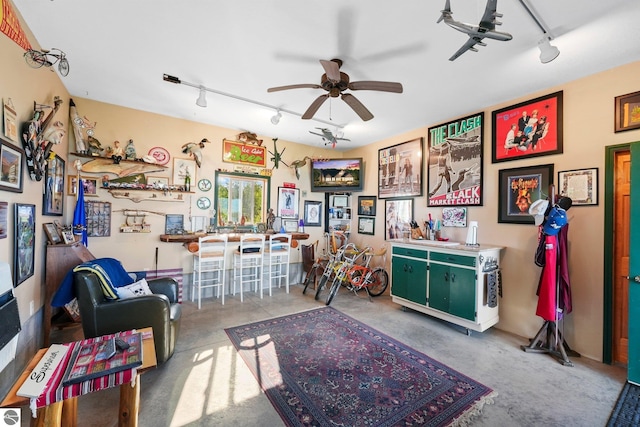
[191, 234, 228, 309]
[232, 234, 265, 301]
[263, 233, 292, 295]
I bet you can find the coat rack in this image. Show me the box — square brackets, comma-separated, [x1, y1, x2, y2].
[521, 184, 580, 366]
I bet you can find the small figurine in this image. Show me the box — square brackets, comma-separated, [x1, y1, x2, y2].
[125, 139, 136, 160]
[266, 208, 275, 231]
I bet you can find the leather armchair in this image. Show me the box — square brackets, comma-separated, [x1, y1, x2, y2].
[74, 271, 182, 364]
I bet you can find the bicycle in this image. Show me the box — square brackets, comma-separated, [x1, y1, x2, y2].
[314, 243, 356, 301]
[24, 48, 70, 77]
[345, 247, 389, 297]
[325, 245, 370, 305]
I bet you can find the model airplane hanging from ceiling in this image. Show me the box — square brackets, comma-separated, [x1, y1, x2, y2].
[437, 0, 512, 61]
[309, 128, 350, 148]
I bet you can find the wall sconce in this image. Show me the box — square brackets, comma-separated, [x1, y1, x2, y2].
[196, 86, 207, 108]
[271, 110, 282, 125]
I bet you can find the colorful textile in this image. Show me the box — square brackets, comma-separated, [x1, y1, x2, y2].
[226, 307, 496, 426]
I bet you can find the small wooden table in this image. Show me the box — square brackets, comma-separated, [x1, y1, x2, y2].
[0, 327, 156, 427]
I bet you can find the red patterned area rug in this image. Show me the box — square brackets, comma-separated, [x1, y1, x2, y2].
[225, 307, 496, 426]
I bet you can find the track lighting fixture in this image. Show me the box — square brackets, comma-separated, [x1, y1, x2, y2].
[162, 73, 344, 129]
[271, 110, 282, 125]
[196, 86, 207, 108]
[538, 35, 560, 64]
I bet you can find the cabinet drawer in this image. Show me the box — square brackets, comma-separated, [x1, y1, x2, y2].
[429, 252, 476, 267]
[392, 246, 428, 259]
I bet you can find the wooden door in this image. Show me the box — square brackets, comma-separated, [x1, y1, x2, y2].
[613, 150, 630, 364]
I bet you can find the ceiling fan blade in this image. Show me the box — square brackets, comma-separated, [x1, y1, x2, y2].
[267, 83, 322, 92]
[302, 94, 329, 119]
[341, 93, 374, 121]
[320, 60, 341, 83]
[348, 81, 403, 93]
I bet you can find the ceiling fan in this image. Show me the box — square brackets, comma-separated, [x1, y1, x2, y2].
[267, 59, 403, 121]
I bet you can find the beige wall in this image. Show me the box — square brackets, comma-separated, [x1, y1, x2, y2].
[2, 12, 640, 361]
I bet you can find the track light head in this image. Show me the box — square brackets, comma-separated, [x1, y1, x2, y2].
[163, 74, 181, 84]
[271, 110, 282, 125]
[196, 86, 207, 108]
[538, 35, 560, 64]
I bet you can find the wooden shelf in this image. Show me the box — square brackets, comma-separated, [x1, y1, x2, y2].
[108, 189, 193, 203]
[70, 152, 168, 168]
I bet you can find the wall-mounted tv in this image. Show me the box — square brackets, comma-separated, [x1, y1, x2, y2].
[310, 158, 363, 192]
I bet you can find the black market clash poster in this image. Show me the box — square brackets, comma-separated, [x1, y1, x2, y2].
[427, 112, 484, 207]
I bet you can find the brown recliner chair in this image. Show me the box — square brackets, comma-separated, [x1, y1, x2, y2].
[73, 271, 182, 364]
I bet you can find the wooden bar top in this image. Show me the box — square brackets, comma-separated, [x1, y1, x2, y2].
[160, 232, 309, 243]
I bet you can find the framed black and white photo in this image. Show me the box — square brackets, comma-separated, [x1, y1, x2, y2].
[277, 187, 300, 219]
[558, 168, 598, 206]
[358, 217, 375, 235]
[304, 200, 322, 226]
[378, 138, 423, 199]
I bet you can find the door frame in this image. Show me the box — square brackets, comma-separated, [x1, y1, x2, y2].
[603, 143, 629, 364]
[603, 142, 638, 364]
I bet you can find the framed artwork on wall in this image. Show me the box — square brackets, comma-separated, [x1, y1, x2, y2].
[84, 200, 111, 237]
[558, 167, 598, 206]
[378, 138, 423, 199]
[14, 203, 35, 287]
[43, 223, 62, 244]
[427, 112, 483, 207]
[165, 214, 185, 235]
[67, 175, 99, 197]
[277, 187, 300, 219]
[0, 201, 7, 239]
[358, 217, 375, 235]
[384, 198, 413, 240]
[172, 158, 197, 187]
[0, 137, 24, 193]
[614, 90, 640, 132]
[442, 207, 467, 227]
[498, 164, 554, 224]
[43, 154, 65, 215]
[357, 196, 376, 216]
[303, 200, 322, 226]
[492, 91, 563, 163]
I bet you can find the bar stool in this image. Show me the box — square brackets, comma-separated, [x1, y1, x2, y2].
[232, 234, 265, 301]
[191, 234, 228, 309]
[263, 233, 292, 295]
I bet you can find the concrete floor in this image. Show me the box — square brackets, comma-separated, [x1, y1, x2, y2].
[43, 283, 626, 427]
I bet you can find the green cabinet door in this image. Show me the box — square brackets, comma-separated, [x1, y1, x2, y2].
[448, 266, 476, 321]
[428, 262, 450, 312]
[391, 256, 427, 305]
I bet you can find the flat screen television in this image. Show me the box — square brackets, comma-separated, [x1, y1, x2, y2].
[310, 158, 363, 192]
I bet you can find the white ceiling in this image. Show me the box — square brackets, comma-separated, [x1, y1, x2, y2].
[13, 0, 640, 150]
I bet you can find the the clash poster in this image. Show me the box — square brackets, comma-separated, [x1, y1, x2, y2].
[427, 112, 483, 207]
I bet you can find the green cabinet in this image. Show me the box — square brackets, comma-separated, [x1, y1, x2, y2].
[391, 247, 427, 305]
[390, 242, 502, 333]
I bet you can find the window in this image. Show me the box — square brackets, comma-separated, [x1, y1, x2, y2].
[214, 171, 270, 228]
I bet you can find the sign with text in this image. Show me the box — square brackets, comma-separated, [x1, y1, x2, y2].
[222, 139, 266, 168]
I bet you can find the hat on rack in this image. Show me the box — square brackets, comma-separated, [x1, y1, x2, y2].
[542, 206, 568, 236]
[529, 199, 550, 226]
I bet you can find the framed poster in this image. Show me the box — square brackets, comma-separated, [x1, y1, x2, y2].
[303, 200, 322, 226]
[385, 199, 413, 240]
[378, 137, 423, 199]
[357, 196, 376, 216]
[277, 187, 299, 219]
[0, 137, 24, 193]
[492, 91, 563, 163]
[558, 168, 598, 206]
[614, 90, 640, 132]
[427, 112, 483, 207]
[172, 158, 197, 186]
[358, 217, 375, 235]
[43, 154, 65, 215]
[14, 203, 35, 287]
[498, 164, 554, 224]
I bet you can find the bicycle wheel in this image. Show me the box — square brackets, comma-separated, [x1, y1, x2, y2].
[302, 264, 318, 295]
[58, 58, 70, 77]
[325, 279, 340, 306]
[24, 49, 49, 69]
[366, 268, 389, 296]
[315, 273, 330, 300]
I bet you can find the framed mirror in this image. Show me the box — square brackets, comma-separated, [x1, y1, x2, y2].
[214, 171, 270, 231]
